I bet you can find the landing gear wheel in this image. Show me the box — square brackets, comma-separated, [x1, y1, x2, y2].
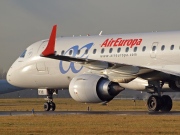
[42, 89, 58, 111]
[50, 102, 56, 111]
[44, 102, 50, 111]
[147, 95, 162, 112]
[160, 95, 172, 112]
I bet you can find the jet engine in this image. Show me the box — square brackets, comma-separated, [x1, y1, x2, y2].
[69, 74, 124, 103]
[169, 79, 180, 91]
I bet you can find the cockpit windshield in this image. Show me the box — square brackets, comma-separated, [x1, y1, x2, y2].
[19, 50, 27, 58]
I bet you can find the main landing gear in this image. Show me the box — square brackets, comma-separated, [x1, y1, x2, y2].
[147, 95, 172, 112]
[38, 89, 58, 111]
[146, 81, 172, 112]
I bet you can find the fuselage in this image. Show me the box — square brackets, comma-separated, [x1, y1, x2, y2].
[7, 31, 180, 90]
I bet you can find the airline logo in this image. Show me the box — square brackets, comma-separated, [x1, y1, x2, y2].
[59, 43, 93, 74]
[101, 38, 142, 48]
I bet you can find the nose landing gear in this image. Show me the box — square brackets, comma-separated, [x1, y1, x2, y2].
[44, 101, 56, 111]
[38, 89, 58, 111]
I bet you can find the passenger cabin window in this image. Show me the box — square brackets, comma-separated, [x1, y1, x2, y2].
[161, 45, 165, 51]
[69, 50, 73, 55]
[101, 48, 105, 54]
[152, 46, 156, 51]
[142, 46, 146, 52]
[117, 48, 121, 53]
[93, 49, 97, 54]
[77, 50, 80, 55]
[61, 50, 65, 55]
[19, 50, 27, 58]
[170, 45, 174, 50]
[85, 49, 88, 54]
[125, 47, 129, 52]
[109, 48, 113, 53]
[134, 47, 137, 52]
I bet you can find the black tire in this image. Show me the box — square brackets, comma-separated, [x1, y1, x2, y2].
[44, 102, 50, 111]
[161, 95, 172, 112]
[50, 102, 56, 111]
[147, 95, 162, 112]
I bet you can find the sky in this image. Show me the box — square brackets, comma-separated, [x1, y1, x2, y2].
[1, 0, 180, 71]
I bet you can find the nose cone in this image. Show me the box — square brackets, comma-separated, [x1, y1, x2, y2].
[7, 61, 28, 88]
[7, 63, 30, 88]
[7, 66, 20, 87]
[7, 63, 38, 88]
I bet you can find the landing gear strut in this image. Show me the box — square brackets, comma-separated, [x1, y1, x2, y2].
[146, 81, 172, 112]
[38, 89, 58, 111]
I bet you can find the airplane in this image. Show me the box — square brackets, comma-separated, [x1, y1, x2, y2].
[6, 25, 180, 112]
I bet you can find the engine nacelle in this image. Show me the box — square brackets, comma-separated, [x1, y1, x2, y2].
[169, 80, 180, 91]
[69, 74, 124, 103]
[168, 76, 180, 91]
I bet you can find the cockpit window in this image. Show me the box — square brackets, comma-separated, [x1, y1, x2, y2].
[19, 50, 27, 58]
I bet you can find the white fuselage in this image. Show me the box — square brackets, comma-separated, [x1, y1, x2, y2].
[7, 31, 180, 90]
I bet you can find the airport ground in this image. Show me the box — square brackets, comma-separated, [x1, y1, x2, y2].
[0, 98, 180, 134]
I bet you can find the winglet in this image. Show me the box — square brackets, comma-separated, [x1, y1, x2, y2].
[41, 25, 57, 56]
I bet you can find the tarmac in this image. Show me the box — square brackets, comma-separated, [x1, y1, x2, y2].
[0, 111, 180, 116]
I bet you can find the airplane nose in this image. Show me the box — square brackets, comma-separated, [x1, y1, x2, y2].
[7, 66, 22, 87]
[7, 66, 16, 86]
[7, 63, 38, 88]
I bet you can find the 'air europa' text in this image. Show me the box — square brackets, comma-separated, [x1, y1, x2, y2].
[101, 38, 143, 48]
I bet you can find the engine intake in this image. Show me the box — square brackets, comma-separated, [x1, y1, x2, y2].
[169, 76, 180, 91]
[169, 80, 180, 91]
[69, 74, 124, 103]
